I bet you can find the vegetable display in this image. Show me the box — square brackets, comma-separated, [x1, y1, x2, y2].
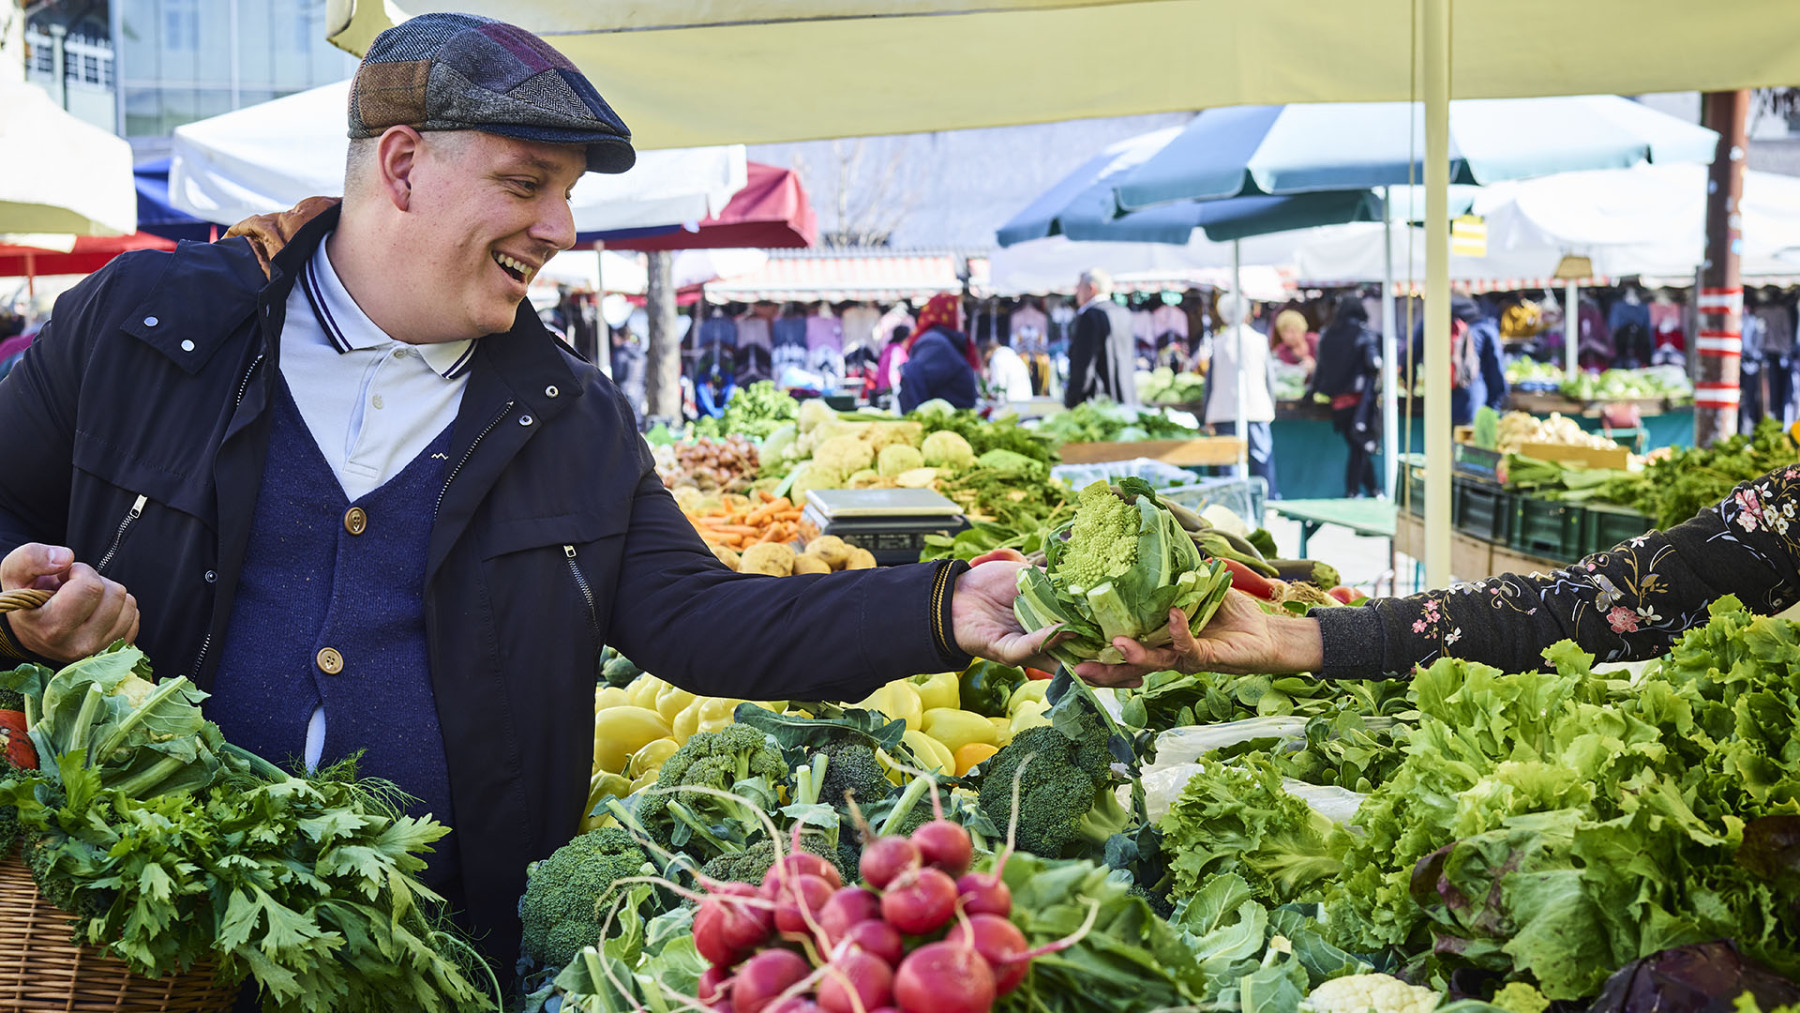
[1033, 400, 1199, 445]
[1593, 417, 1793, 528]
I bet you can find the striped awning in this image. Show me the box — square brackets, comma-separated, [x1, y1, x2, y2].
[704, 252, 964, 303]
[1299, 276, 1613, 296]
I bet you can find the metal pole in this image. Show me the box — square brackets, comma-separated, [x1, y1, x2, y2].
[1232, 238, 1249, 479]
[1381, 187, 1399, 500]
[48, 23, 66, 109]
[109, 0, 125, 136]
[1564, 278, 1580, 378]
[594, 241, 613, 378]
[228, 0, 240, 110]
[1423, 0, 1452, 587]
[1696, 90, 1749, 447]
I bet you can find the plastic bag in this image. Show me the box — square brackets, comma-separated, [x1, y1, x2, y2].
[1134, 760, 1367, 824]
[1150, 717, 1311, 767]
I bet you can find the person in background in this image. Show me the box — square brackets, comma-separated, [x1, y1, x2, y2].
[874, 323, 910, 403]
[1449, 295, 1508, 428]
[897, 293, 979, 412]
[1272, 308, 1319, 379]
[985, 327, 1035, 403]
[1065, 269, 1138, 408]
[1203, 293, 1279, 499]
[1309, 294, 1383, 498]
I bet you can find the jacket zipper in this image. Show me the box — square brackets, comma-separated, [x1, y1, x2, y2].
[436, 400, 515, 516]
[187, 355, 263, 685]
[96, 494, 148, 574]
[235, 353, 265, 407]
[188, 633, 212, 682]
[564, 545, 601, 639]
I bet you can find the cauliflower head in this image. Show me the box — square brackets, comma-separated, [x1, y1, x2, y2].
[788, 461, 843, 503]
[921, 430, 976, 471]
[813, 435, 875, 475]
[878, 444, 925, 477]
[797, 398, 837, 433]
[1301, 974, 1441, 1013]
[1057, 481, 1140, 589]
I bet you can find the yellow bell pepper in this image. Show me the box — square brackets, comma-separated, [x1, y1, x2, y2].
[921, 708, 999, 754]
[591, 706, 672, 774]
[629, 769, 659, 794]
[1007, 680, 1049, 715]
[671, 699, 703, 742]
[901, 728, 956, 775]
[578, 772, 633, 833]
[953, 742, 1000, 777]
[911, 671, 960, 712]
[988, 716, 1014, 747]
[696, 697, 746, 735]
[626, 737, 682, 780]
[1009, 698, 1052, 736]
[627, 675, 665, 710]
[594, 686, 632, 711]
[655, 684, 698, 724]
[858, 682, 923, 732]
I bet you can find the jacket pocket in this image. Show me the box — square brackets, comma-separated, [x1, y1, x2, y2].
[563, 544, 601, 642]
[95, 494, 148, 575]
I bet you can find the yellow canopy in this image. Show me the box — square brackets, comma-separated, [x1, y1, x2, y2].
[326, 0, 1800, 150]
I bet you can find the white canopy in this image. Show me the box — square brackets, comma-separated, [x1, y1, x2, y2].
[985, 233, 1293, 299]
[168, 80, 748, 234]
[0, 81, 136, 237]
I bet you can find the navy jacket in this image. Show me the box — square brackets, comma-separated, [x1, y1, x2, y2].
[0, 205, 968, 972]
[897, 326, 977, 413]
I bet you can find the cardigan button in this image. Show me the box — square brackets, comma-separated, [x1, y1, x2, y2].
[344, 507, 367, 536]
[316, 647, 344, 676]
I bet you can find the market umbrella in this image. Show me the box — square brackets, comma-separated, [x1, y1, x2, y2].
[167, 81, 750, 235]
[0, 81, 136, 238]
[133, 158, 216, 243]
[0, 233, 177, 279]
[588, 163, 818, 250]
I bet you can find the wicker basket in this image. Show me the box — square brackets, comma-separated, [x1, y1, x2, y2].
[0, 589, 239, 1013]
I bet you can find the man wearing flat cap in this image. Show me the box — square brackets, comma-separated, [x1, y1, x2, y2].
[0, 13, 1065, 978]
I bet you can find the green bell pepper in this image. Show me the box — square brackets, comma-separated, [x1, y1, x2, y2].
[958, 660, 1028, 718]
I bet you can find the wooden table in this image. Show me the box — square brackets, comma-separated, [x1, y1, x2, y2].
[1057, 436, 1247, 467]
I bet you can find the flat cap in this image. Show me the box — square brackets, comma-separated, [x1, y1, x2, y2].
[348, 12, 635, 174]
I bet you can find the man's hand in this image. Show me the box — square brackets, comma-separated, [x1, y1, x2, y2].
[949, 555, 1067, 671]
[1, 543, 139, 663]
[1071, 589, 1324, 687]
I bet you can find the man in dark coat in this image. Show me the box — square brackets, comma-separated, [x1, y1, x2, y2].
[1064, 268, 1139, 408]
[0, 14, 1064, 978]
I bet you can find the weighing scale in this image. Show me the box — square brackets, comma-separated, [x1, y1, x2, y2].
[802, 488, 969, 566]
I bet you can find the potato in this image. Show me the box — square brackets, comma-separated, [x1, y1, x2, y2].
[710, 544, 741, 570]
[844, 547, 877, 570]
[739, 542, 796, 576]
[791, 554, 831, 575]
[804, 535, 852, 569]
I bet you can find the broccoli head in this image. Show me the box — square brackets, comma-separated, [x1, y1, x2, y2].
[698, 833, 850, 888]
[519, 826, 653, 972]
[815, 742, 893, 815]
[632, 724, 788, 859]
[975, 724, 1132, 861]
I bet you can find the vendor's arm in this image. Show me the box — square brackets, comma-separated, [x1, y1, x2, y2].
[1085, 465, 1800, 681]
[606, 439, 1057, 702]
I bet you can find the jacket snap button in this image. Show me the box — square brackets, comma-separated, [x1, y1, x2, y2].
[544, 385, 559, 398]
[344, 507, 367, 535]
[203, 570, 217, 583]
[316, 647, 344, 675]
[180, 339, 196, 352]
[519, 414, 534, 426]
[143, 316, 158, 327]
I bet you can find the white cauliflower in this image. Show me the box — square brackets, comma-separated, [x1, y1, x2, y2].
[921, 430, 976, 471]
[877, 444, 925, 477]
[1301, 974, 1441, 1013]
[812, 435, 875, 476]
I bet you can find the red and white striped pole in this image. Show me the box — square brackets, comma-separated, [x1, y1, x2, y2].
[1695, 91, 1748, 448]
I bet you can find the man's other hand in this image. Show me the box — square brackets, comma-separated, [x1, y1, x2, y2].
[1, 543, 139, 662]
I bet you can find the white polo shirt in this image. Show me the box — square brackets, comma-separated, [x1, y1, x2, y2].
[279, 233, 475, 767]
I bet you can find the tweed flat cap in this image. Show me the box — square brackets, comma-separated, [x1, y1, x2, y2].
[348, 12, 635, 174]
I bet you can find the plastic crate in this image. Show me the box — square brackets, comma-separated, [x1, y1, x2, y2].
[1453, 478, 1512, 544]
[1398, 461, 1427, 517]
[1159, 477, 1269, 528]
[1580, 503, 1653, 556]
[1452, 443, 1504, 483]
[1052, 457, 1201, 491]
[1511, 494, 1585, 561]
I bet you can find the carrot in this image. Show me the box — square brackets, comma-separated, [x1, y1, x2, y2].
[773, 509, 803, 522]
[758, 489, 777, 503]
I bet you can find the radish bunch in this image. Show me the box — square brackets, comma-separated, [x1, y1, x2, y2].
[680, 778, 1090, 1013]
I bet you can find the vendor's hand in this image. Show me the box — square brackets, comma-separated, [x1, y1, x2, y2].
[950, 558, 1067, 670]
[1071, 590, 1323, 686]
[1, 543, 139, 662]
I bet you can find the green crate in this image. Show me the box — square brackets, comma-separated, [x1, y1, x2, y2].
[1400, 462, 1426, 517]
[1511, 494, 1585, 561]
[1453, 478, 1512, 544]
[1581, 503, 1654, 556]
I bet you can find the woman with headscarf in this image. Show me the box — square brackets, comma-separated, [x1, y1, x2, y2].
[1309, 294, 1383, 498]
[897, 293, 979, 413]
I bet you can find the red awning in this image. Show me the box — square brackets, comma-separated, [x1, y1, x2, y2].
[606, 163, 817, 252]
[704, 252, 964, 303]
[0, 233, 178, 278]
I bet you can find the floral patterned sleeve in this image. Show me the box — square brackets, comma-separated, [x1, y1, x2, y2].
[1311, 465, 1800, 678]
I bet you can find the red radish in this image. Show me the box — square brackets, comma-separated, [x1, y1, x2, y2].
[695, 901, 755, 968]
[732, 949, 812, 1013]
[816, 945, 895, 1013]
[858, 835, 921, 889]
[763, 1000, 821, 1013]
[954, 871, 1011, 918]
[841, 920, 903, 967]
[762, 851, 843, 895]
[699, 965, 731, 1004]
[772, 874, 837, 935]
[879, 867, 958, 935]
[817, 887, 882, 945]
[711, 881, 776, 952]
[946, 913, 1030, 994]
[911, 820, 973, 877]
[892, 941, 996, 1013]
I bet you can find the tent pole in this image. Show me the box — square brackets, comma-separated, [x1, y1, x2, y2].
[1232, 238, 1248, 478]
[1381, 187, 1399, 501]
[1563, 277, 1579, 378]
[595, 240, 613, 379]
[1423, 0, 1452, 587]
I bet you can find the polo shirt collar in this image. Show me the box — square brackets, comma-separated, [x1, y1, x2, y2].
[298, 233, 476, 381]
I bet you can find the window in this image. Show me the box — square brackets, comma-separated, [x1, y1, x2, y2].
[164, 0, 198, 51]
